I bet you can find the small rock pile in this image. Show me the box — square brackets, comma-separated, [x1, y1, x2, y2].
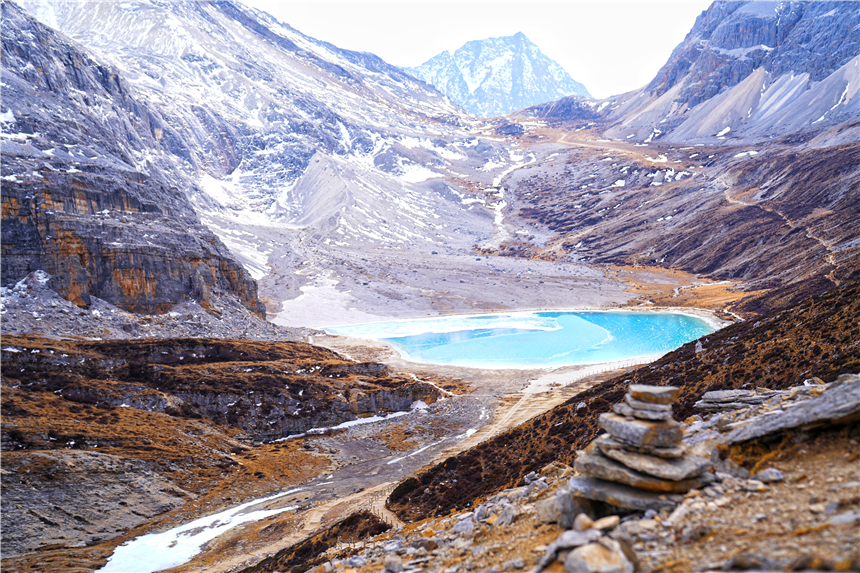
[567, 384, 713, 512]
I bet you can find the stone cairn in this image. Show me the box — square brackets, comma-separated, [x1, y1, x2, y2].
[568, 384, 714, 512]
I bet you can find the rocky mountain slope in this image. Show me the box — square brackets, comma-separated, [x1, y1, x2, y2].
[1, 1, 265, 318]
[277, 378, 859, 573]
[529, 0, 858, 144]
[12, 0, 557, 324]
[406, 32, 590, 118]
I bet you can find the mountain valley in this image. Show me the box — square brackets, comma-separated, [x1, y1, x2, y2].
[2, 0, 859, 572]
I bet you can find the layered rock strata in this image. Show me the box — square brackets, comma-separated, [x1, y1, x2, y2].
[570, 384, 713, 511]
[1, 2, 265, 317]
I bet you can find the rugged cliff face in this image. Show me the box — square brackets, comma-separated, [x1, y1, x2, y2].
[1, 2, 265, 317]
[528, 1, 858, 144]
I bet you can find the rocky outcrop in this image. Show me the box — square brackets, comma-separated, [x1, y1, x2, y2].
[0, 337, 440, 441]
[0, 2, 265, 317]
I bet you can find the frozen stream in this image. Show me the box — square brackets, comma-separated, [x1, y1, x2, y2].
[97, 489, 303, 573]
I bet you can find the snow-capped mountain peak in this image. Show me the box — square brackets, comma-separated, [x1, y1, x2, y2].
[406, 32, 590, 118]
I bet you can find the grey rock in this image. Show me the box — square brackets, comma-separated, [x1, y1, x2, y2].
[711, 454, 750, 479]
[384, 539, 404, 553]
[566, 476, 681, 511]
[599, 447, 711, 481]
[598, 414, 683, 449]
[751, 468, 784, 483]
[564, 538, 634, 573]
[502, 558, 524, 571]
[721, 376, 860, 444]
[557, 490, 600, 529]
[537, 529, 602, 571]
[613, 402, 672, 421]
[474, 503, 490, 522]
[575, 450, 713, 493]
[347, 556, 368, 568]
[384, 555, 403, 573]
[693, 389, 776, 412]
[828, 510, 860, 526]
[625, 396, 672, 412]
[452, 516, 475, 536]
[535, 496, 563, 524]
[594, 434, 686, 459]
[628, 385, 680, 405]
[493, 503, 518, 527]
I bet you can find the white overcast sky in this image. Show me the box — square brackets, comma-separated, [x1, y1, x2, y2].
[243, 1, 714, 99]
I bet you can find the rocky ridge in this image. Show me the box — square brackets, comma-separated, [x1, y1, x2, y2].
[406, 32, 590, 118]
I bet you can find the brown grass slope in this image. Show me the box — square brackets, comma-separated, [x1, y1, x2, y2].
[240, 512, 390, 573]
[387, 273, 860, 522]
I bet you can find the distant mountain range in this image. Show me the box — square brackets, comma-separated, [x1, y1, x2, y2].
[529, 1, 858, 144]
[405, 32, 590, 118]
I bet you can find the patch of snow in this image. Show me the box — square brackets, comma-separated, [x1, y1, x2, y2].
[97, 489, 303, 573]
[716, 126, 731, 137]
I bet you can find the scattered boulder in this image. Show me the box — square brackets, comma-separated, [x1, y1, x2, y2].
[564, 538, 634, 573]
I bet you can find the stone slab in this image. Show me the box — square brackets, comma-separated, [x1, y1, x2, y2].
[594, 434, 686, 459]
[566, 476, 681, 511]
[626, 395, 672, 411]
[628, 384, 680, 405]
[613, 402, 672, 421]
[597, 444, 712, 481]
[576, 450, 712, 493]
[599, 413, 682, 448]
[721, 376, 860, 444]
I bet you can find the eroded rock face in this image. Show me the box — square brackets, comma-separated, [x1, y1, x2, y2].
[1, 451, 191, 557]
[0, 337, 440, 441]
[0, 2, 265, 318]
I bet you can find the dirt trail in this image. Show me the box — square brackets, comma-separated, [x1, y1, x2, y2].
[722, 183, 841, 283]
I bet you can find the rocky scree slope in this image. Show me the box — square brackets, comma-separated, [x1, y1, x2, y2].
[1, 337, 441, 442]
[406, 32, 590, 118]
[501, 136, 860, 313]
[528, 0, 858, 144]
[1, 2, 265, 317]
[386, 274, 860, 521]
[16, 0, 517, 299]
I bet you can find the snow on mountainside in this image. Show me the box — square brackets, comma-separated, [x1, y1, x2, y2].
[406, 32, 590, 118]
[528, 0, 858, 144]
[15, 0, 549, 323]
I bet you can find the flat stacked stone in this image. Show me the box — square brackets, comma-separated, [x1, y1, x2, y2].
[693, 388, 777, 413]
[570, 384, 713, 512]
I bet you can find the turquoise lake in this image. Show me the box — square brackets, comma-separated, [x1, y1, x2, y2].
[326, 311, 715, 369]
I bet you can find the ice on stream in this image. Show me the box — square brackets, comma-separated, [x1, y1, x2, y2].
[98, 488, 303, 573]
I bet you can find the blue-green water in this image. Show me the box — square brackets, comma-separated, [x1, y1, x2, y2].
[326, 311, 714, 369]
